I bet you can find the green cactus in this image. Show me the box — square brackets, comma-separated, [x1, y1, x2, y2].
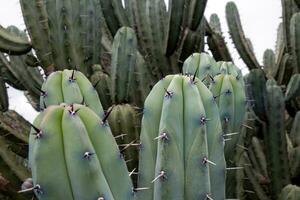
[206, 14, 233, 62]
[0, 26, 43, 110]
[244, 69, 268, 121]
[225, 2, 260, 70]
[29, 104, 133, 200]
[40, 70, 102, 116]
[263, 49, 276, 77]
[285, 74, 300, 101]
[208, 62, 246, 198]
[290, 13, 300, 73]
[111, 27, 137, 104]
[90, 65, 112, 110]
[265, 85, 291, 198]
[279, 185, 300, 200]
[182, 52, 219, 85]
[179, 20, 206, 63]
[137, 74, 226, 200]
[108, 104, 141, 186]
[0, 25, 31, 55]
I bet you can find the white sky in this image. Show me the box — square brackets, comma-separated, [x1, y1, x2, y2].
[0, 0, 281, 122]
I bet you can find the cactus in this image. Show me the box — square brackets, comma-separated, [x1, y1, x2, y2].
[206, 14, 233, 62]
[279, 185, 300, 200]
[1, 0, 300, 199]
[263, 49, 276, 77]
[39, 70, 102, 115]
[182, 52, 219, 85]
[285, 74, 300, 101]
[290, 13, 300, 73]
[29, 104, 133, 200]
[225, 2, 260, 70]
[0, 25, 31, 55]
[90, 65, 112, 110]
[111, 27, 137, 104]
[245, 69, 268, 121]
[0, 26, 44, 110]
[0, 76, 8, 112]
[137, 74, 226, 200]
[108, 104, 141, 186]
[179, 20, 206, 63]
[265, 84, 290, 199]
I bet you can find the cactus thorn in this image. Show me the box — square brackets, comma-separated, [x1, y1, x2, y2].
[202, 157, 216, 166]
[151, 170, 166, 183]
[154, 132, 169, 141]
[101, 106, 114, 125]
[36, 87, 46, 97]
[242, 124, 253, 129]
[225, 89, 232, 95]
[18, 184, 41, 193]
[114, 134, 127, 139]
[200, 116, 210, 125]
[224, 116, 230, 123]
[223, 132, 239, 137]
[224, 138, 232, 142]
[206, 194, 214, 200]
[31, 125, 43, 139]
[208, 74, 215, 83]
[69, 70, 76, 82]
[244, 190, 255, 194]
[83, 151, 95, 160]
[226, 167, 244, 170]
[236, 144, 248, 150]
[129, 168, 136, 177]
[132, 187, 149, 192]
[164, 88, 174, 98]
[93, 80, 100, 88]
[120, 140, 136, 152]
[192, 67, 199, 83]
[42, 100, 47, 110]
[68, 106, 80, 115]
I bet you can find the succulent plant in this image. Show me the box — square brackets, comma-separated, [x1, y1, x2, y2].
[39, 69, 102, 116]
[29, 104, 133, 200]
[137, 74, 226, 200]
[108, 104, 141, 186]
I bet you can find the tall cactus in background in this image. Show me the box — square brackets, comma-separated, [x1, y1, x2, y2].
[0, 25, 31, 55]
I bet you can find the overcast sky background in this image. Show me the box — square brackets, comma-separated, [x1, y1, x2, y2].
[0, 0, 281, 122]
